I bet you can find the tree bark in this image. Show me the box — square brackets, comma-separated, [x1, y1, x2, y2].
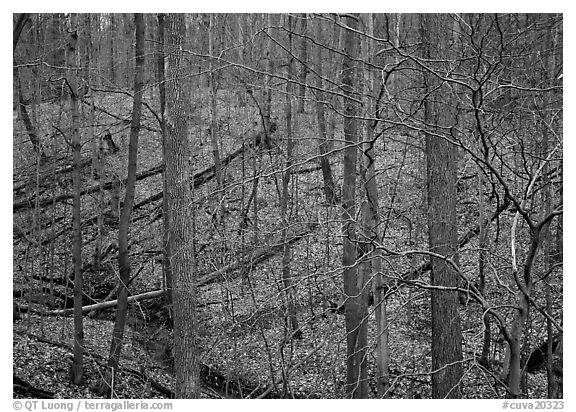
[296, 13, 308, 114]
[155, 13, 173, 326]
[68, 13, 84, 386]
[13, 13, 30, 52]
[208, 14, 223, 191]
[280, 14, 300, 338]
[478, 173, 491, 368]
[420, 13, 463, 399]
[341, 13, 367, 399]
[96, 13, 145, 397]
[360, 12, 390, 398]
[313, 17, 337, 205]
[262, 13, 274, 146]
[165, 13, 201, 398]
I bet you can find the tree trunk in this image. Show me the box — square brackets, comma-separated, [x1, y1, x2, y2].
[165, 13, 201, 398]
[96, 13, 145, 397]
[68, 13, 84, 386]
[280, 14, 300, 339]
[478, 173, 491, 368]
[360, 12, 390, 398]
[13, 15, 44, 158]
[155, 13, 173, 326]
[542, 15, 559, 398]
[262, 13, 274, 146]
[313, 17, 337, 205]
[296, 13, 308, 114]
[16, 76, 44, 158]
[13, 13, 30, 52]
[420, 13, 463, 399]
[208, 14, 223, 191]
[341, 13, 367, 399]
[109, 13, 116, 84]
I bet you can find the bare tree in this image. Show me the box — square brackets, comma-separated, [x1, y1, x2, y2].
[313, 16, 337, 205]
[165, 13, 201, 398]
[420, 13, 463, 398]
[280, 14, 301, 339]
[155, 13, 173, 325]
[340, 13, 368, 399]
[96, 13, 145, 397]
[67, 13, 84, 386]
[359, 13, 389, 397]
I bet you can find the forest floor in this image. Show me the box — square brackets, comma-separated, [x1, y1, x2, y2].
[12, 90, 551, 399]
[14, 284, 547, 399]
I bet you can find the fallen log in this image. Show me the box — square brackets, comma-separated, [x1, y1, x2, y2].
[39, 223, 318, 316]
[14, 123, 273, 214]
[383, 197, 511, 298]
[197, 223, 318, 287]
[13, 375, 54, 399]
[132, 130, 266, 212]
[16, 331, 173, 398]
[42, 289, 165, 316]
[15, 330, 275, 399]
[13, 163, 164, 213]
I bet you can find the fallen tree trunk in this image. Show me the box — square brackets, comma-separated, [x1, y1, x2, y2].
[132, 130, 267, 212]
[197, 222, 318, 287]
[15, 330, 281, 399]
[13, 155, 92, 195]
[383, 197, 511, 298]
[14, 124, 272, 214]
[42, 289, 165, 316]
[14, 163, 164, 213]
[38, 223, 318, 316]
[16, 331, 174, 398]
[13, 375, 54, 399]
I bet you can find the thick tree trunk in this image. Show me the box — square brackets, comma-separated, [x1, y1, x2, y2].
[13, 13, 30, 52]
[16, 76, 44, 158]
[341, 14, 367, 399]
[165, 13, 201, 398]
[96, 13, 145, 397]
[420, 14, 463, 399]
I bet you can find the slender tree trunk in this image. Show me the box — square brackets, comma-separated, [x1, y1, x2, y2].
[165, 13, 201, 398]
[341, 14, 367, 399]
[360, 13, 390, 398]
[208, 14, 223, 191]
[296, 13, 308, 114]
[96, 14, 145, 397]
[420, 13, 463, 399]
[109, 14, 116, 84]
[280, 14, 300, 339]
[155, 13, 173, 326]
[68, 13, 84, 386]
[507, 234, 540, 398]
[313, 17, 337, 205]
[262, 13, 274, 146]
[478, 172, 491, 368]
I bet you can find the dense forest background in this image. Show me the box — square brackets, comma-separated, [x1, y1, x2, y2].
[12, 13, 563, 399]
